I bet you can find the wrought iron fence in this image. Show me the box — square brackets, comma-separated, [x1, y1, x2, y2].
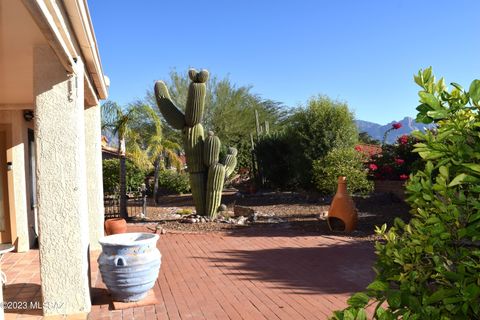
[104, 192, 145, 219]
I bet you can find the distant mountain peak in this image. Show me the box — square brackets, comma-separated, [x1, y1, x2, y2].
[356, 117, 431, 144]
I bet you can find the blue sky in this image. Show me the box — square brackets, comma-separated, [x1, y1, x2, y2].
[89, 0, 479, 124]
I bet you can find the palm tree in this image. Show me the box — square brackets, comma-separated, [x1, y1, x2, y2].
[101, 101, 151, 218]
[102, 101, 182, 217]
[131, 103, 182, 205]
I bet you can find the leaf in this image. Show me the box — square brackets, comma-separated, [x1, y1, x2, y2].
[416, 114, 433, 124]
[462, 163, 480, 173]
[423, 67, 432, 82]
[416, 103, 432, 113]
[451, 82, 464, 91]
[387, 290, 402, 308]
[367, 280, 389, 292]
[426, 109, 448, 119]
[332, 310, 345, 320]
[347, 292, 370, 307]
[439, 166, 449, 178]
[449, 173, 479, 186]
[356, 309, 367, 320]
[425, 288, 457, 304]
[344, 309, 356, 320]
[419, 92, 441, 109]
[419, 150, 444, 160]
[468, 79, 480, 104]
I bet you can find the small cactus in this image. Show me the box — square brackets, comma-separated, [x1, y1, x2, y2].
[154, 69, 237, 218]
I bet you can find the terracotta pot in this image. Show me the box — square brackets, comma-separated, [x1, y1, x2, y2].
[104, 218, 127, 235]
[327, 176, 358, 232]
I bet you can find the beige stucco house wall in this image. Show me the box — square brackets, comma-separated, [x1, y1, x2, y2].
[0, 0, 108, 316]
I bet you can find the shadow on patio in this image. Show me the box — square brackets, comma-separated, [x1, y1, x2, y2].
[203, 241, 375, 295]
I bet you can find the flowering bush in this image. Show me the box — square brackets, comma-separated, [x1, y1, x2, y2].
[332, 68, 480, 320]
[368, 131, 422, 181]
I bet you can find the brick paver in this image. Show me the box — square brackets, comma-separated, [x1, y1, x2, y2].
[2, 225, 375, 319]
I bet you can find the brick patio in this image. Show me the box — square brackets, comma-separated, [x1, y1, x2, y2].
[3, 225, 375, 319]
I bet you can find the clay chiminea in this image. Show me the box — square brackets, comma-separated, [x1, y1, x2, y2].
[104, 218, 127, 235]
[327, 176, 358, 232]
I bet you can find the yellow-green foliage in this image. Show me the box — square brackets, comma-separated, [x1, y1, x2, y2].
[312, 148, 373, 195]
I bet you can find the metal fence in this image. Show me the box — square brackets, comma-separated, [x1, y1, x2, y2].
[104, 192, 145, 219]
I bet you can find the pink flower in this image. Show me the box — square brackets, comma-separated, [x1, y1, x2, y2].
[369, 163, 378, 171]
[398, 135, 409, 145]
[399, 174, 409, 180]
[395, 158, 405, 165]
[392, 123, 402, 129]
[354, 145, 362, 152]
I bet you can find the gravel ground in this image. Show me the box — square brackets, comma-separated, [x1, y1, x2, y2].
[132, 190, 411, 240]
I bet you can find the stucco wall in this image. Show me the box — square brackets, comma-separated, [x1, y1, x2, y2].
[34, 45, 91, 315]
[0, 110, 30, 252]
[84, 104, 105, 251]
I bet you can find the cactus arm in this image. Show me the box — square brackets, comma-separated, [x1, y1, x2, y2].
[205, 163, 225, 218]
[185, 69, 209, 126]
[183, 124, 205, 173]
[185, 83, 206, 126]
[223, 147, 238, 178]
[224, 155, 237, 178]
[204, 132, 221, 167]
[154, 81, 186, 129]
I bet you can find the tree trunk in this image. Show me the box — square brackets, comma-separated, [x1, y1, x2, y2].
[153, 156, 161, 206]
[119, 138, 128, 219]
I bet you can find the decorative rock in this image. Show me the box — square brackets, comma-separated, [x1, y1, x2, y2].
[236, 216, 248, 225]
[266, 217, 285, 224]
[218, 204, 228, 212]
[248, 212, 258, 223]
[234, 205, 254, 217]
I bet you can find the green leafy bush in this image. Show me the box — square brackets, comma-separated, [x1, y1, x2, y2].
[103, 159, 146, 194]
[333, 68, 480, 319]
[312, 148, 373, 195]
[287, 96, 358, 188]
[157, 170, 190, 194]
[255, 132, 297, 189]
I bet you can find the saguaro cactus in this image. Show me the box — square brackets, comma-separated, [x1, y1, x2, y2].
[154, 69, 237, 218]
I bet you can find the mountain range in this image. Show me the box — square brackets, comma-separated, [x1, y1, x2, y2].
[356, 117, 432, 144]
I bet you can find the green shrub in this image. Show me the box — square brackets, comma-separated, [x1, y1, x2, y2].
[255, 132, 297, 189]
[333, 68, 480, 319]
[312, 148, 373, 195]
[102, 158, 146, 194]
[157, 170, 190, 194]
[287, 96, 358, 188]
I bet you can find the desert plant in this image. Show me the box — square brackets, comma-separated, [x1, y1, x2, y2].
[287, 96, 358, 188]
[156, 170, 190, 195]
[103, 159, 146, 194]
[146, 70, 288, 174]
[255, 132, 297, 189]
[332, 68, 480, 319]
[312, 148, 373, 195]
[154, 69, 237, 218]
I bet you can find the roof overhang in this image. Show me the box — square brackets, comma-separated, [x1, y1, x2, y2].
[21, 0, 108, 106]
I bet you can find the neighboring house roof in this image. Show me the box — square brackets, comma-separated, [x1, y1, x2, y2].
[355, 144, 382, 158]
[101, 135, 109, 147]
